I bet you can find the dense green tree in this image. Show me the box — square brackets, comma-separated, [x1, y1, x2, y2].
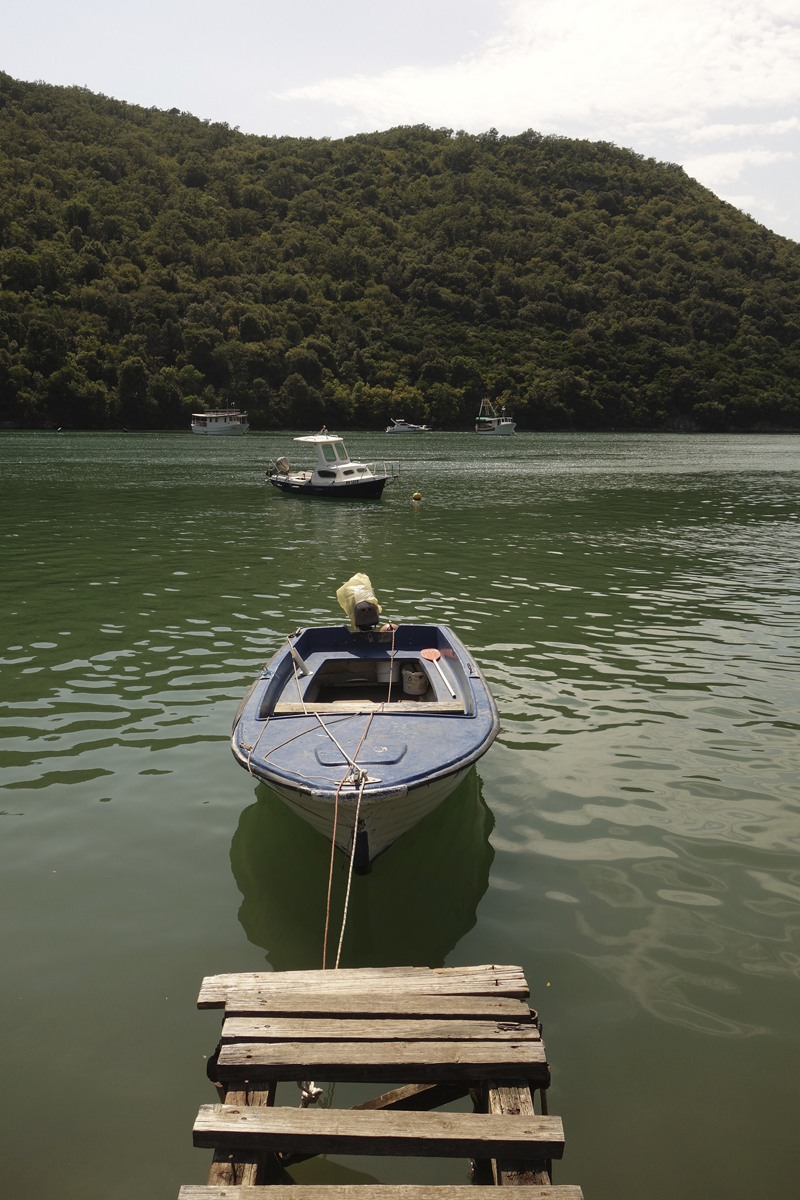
[1, 71, 799, 431]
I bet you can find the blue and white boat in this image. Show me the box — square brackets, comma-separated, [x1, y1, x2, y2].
[231, 623, 499, 869]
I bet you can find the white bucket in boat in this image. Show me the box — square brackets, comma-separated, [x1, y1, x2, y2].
[376, 661, 401, 683]
[402, 666, 428, 695]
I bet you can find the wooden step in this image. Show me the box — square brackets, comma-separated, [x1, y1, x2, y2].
[198, 966, 529, 1009]
[215, 1040, 549, 1085]
[179, 1187, 584, 1200]
[193, 1105, 565, 1160]
[221, 1017, 541, 1044]
[210, 993, 533, 1022]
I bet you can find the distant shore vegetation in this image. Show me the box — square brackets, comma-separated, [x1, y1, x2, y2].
[1, 71, 800, 432]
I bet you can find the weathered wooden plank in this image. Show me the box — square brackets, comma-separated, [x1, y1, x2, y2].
[221, 1017, 540, 1044]
[279, 1082, 474, 1170]
[353, 1082, 470, 1112]
[215, 993, 533, 1022]
[216, 1040, 549, 1085]
[179, 1187, 584, 1200]
[198, 965, 529, 1009]
[199, 969, 529, 1007]
[192, 1104, 565, 1160]
[488, 1083, 551, 1187]
[179, 1187, 585, 1200]
[207, 1083, 276, 1188]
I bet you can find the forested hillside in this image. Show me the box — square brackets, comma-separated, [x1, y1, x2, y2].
[2, 71, 799, 431]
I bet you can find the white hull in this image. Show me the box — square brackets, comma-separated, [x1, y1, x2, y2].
[192, 423, 249, 435]
[476, 424, 515, 435]
[267, 768, 470, 860]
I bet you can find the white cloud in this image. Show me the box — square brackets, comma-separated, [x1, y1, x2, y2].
[279, 0, 800, 140]
[686, 117, 800, 142]
[276, 0, 800, 239]
[682, 147, 794, 187]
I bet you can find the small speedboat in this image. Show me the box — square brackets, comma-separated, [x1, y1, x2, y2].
[191, 408, 249, 435]
[231, 621, 499, 869]
[385, 417, 432, 433]
[475, 398, 515, 435]
[266, 434, 398, 499]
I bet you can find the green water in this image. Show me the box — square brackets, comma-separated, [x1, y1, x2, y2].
[2, 431, 799, 1199]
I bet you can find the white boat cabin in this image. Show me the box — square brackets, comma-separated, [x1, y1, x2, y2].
[276, 435, 374, 484]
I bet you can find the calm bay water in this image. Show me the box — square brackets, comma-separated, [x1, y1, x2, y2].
[1, 430, 799, 1198]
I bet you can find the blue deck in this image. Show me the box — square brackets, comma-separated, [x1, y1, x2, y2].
[231, 624, 499, 798]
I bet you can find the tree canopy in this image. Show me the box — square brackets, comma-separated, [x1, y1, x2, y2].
[1, 71, 799, 431]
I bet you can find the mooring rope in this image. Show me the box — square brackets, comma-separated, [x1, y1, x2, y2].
[335, 765, 367, 969]
[323, 708, 375, 969]
[287, 635, 367, 778]
[269, 634, 397, 972]
[246, 715, 270, 775]
[321, 771, 346, 972]
[385, 621, 397, 706]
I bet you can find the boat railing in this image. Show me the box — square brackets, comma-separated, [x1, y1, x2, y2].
[266, 458, 399, 481]
[365, 460, 400, 480]
[265, 458, 290, 479]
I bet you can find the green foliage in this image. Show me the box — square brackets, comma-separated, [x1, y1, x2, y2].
[1, 72, 799, 430]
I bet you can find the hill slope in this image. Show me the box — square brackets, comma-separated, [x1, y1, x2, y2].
[1, 72, 799, 431]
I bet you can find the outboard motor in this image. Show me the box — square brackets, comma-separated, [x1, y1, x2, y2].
[353, 599, 380, 630]
[336, 571, 383, 631]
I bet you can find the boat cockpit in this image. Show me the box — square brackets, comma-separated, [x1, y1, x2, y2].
[253, 620, 475, 718]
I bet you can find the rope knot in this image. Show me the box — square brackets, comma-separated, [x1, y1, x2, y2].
[298, 1080, 323, 1107]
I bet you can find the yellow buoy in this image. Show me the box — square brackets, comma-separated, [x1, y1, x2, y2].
[412, 492, 422, 501]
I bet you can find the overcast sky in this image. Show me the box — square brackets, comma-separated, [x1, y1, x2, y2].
[4, 0, 800, 241]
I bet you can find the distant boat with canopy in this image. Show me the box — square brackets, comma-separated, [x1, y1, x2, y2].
[475, 399, 515, 435]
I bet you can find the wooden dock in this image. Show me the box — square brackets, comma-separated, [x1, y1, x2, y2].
[179, 964, 583, 1199]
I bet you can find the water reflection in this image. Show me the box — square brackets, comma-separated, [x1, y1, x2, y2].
[230, 768, 495, 970]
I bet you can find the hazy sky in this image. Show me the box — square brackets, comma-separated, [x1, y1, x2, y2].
[4, 0, 800, 241]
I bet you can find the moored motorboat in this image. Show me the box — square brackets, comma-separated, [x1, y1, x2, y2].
[266, 433, 398, 499]
[385, 417, 432, 433]
[191, 408, 249, 434]
[475, 398, 515, 435]
[231, 615, 499, 869]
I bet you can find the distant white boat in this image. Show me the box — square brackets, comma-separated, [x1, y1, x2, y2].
[386, 417, 432, 433]
[191, 409, 249, 435]
[475, 399, 515, 436]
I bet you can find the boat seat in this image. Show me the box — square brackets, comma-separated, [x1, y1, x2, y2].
[272, 701, 465, 714]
